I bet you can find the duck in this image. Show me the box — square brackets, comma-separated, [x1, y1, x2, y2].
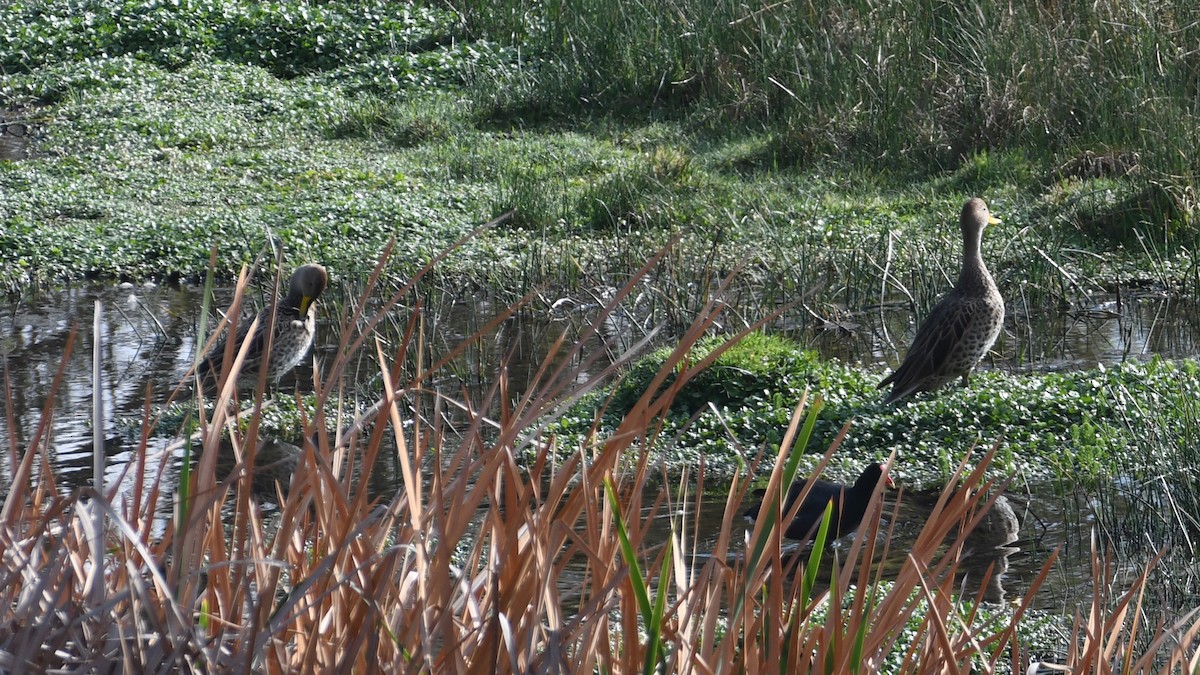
[197, 263, 328, 393]
[963, 493, 1020, 551]
[744, 462, 894, 542]
[960, 494, 1021, 603]
[879, 198, 1004, 404]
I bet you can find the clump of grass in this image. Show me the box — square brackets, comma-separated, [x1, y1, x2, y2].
[551, 332, 1200, 487]
[575, 146, 696, 230]
[463, 0, 1200, 180]
[461, 0, 1200, 252]
[325, 94, 461, 147]
[4, 238, 1199, 670]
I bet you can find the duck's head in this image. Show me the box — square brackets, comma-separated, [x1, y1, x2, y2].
[289, 264, 329, 315]
[961, 198, 1001, 233]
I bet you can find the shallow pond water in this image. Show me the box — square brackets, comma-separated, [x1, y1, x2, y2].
[629, 481, 1127, 613]
[3, 280, 1200, 616]
[802, 288, 1200, 373]
[0, 112, 34, 161]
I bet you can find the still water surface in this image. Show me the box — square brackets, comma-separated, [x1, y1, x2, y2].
[3, 280, 1200, 612]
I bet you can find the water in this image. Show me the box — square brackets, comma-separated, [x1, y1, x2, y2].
[638, 481, 1111, 611]
[0, 111, 34, 161]
[4, 281, 1200, 612]
[800, 289, 1200, 373]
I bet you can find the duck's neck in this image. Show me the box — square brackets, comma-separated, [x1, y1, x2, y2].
[957, 226, 990, 287]
[844, 480, 877, 521]
[280, 287, 305, 319]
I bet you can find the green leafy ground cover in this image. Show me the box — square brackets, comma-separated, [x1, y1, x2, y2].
[4, 0, 1200, 493]
[2, 0, 1198, 302]
[553, 332, 1200, 488]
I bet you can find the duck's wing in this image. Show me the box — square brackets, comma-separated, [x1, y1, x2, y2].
[879, 297, 976, 395]
[197, 313, 262, 389]
[784, 484, 848, 539]
[792, 483, 843, 520]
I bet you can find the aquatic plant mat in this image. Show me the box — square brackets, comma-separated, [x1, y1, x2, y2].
[1, 245, 1198, 672]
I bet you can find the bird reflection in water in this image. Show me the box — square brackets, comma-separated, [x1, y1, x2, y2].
[958, 494, 1021, 603]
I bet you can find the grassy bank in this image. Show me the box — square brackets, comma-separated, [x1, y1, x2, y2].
[5, 2, 1200, 667]
[1, 0, 1198, 315]
[551, 332, 1200, 487]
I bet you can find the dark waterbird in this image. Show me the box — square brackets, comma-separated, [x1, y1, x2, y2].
[879, 198, 1004, 404]
[197, 263, 329, 393]
[744, 462, 894, 543]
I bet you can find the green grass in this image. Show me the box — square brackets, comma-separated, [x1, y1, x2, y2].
[3, 0, 1200, 310]
[549, 332, 1200, 488]
[460, 0, 1200, 179]
[4, 72, 1193, 321]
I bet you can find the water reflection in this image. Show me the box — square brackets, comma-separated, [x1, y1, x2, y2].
[638, 480, 1041, 600]
[7, 284, 1200, 462]
[0, 111, 34, 161]
[959, 495, 1021, 603]
[3, 281, 1200, 613]
[0, 284, 193, 489]
[646, 484, 1102, 610]
[800, 291, 1200, 372]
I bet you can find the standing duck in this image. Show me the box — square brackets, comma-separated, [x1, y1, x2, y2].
[879, 198, 1003, 404]
[744, 462, 894, 542]
[197, 263, 328, 393]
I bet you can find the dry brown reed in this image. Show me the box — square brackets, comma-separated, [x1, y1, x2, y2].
[2, 236, 1200, 673]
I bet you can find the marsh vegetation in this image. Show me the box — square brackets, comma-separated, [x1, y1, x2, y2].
[4, 0, 1200, 670]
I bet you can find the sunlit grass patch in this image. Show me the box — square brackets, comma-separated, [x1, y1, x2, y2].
[548, 331, 1200, 487]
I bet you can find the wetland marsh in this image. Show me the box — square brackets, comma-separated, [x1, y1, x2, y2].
[5, 0, 1200, 670]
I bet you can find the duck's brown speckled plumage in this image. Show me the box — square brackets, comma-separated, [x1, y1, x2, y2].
[879, 199, 1003, 404]
[198, 264, 328, 393]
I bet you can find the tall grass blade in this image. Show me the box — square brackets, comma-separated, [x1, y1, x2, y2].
[800, 499, 835, 609]
[87, 300, 106, 610]
[605, 478, 667, 673]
